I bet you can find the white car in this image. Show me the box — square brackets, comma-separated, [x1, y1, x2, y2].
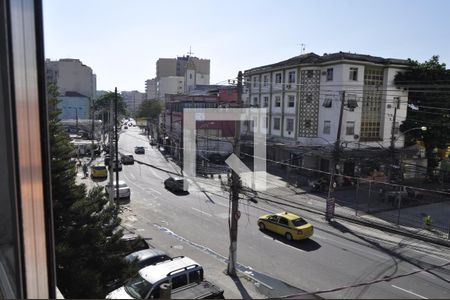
[105, 180, 131, 200]
[107, 256, 203, 299]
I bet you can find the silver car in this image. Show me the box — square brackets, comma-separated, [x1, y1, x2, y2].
[105, 180, 131, 200]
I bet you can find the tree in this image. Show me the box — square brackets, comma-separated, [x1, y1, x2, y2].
[395, 56, 450, 180]
[48, 84, 137, 298]
[94, 91, 128, 123]
[135, 99, 162, 121]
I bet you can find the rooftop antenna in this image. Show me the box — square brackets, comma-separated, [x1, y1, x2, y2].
[299, 43, 306, 54]
[187, 46, 194, 57]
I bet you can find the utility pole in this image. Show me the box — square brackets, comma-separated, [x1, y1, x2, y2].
[108, 94, 114, 205]
[115, 88, 120, 202]
[389, 97, 400, 181]
[227, 71, 242, 276]
[91, 98, 95, 162]
[326, 91, 345, 221]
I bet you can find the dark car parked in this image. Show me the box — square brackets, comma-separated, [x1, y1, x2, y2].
[134, 146, 145, 154]
[121, 154, 134, 165]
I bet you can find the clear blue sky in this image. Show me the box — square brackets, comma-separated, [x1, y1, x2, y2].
[43, 0, 450, 92]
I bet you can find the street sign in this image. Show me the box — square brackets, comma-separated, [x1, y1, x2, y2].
[326, 197, 335, 221]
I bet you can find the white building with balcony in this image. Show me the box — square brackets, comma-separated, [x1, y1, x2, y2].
[243, 52, 411, 179]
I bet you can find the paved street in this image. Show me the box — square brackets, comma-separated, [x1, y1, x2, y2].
[92, 127, 450, 299]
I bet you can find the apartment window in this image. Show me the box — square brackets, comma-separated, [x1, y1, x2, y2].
[263, 96, 269, 107]
[189, 74, 193, 79]
[288, 95, 295, 107]
[326, 68, 334, 81]
[323, 98, 332, 108]
[347, 94, 358, 110]
[253, 97, 258, 106]
[273, 118, 281, 130]
[253, 77, 258, 87]
[305, 119, 312, 128]
[286, 118, 294, 132]
[323, 121, 331, 134]
[288, 71, 296, 83]
[263, 75, 269, 87]
[349, 67, 358, 81]
[275, 96, 281, 107]
[346, 121, 355, 135]
[265, 117, 268, 128]
[275, 73, 282, 84]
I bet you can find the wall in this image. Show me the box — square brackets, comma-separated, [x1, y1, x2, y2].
[58, 96, 91, 119]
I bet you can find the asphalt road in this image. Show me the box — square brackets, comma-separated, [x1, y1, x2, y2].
[114, 127, 450, 299]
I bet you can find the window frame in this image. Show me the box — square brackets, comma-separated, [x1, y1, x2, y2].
[349, 67, 358, 81]
[326, 68, 333, 81]
[286, 118, 294, 132]
[346, 121, 355, 136]
[323, 120, 331, 135]
[273, 118, 281, 130]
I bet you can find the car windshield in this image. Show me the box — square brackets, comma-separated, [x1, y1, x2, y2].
[292, 218, 308, 227]
[124, 273, 153, 298]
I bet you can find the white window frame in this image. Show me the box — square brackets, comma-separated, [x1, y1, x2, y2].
[275, 96, 281, 107]
[286, 118, 294, 132]
[275, 73, 282, 84]
[323, 120, 331, 134]
[288, 71, 296, 83]
[263, 75, 269, 87]
[263, 96, 269, 107]
[273, 118, 281, 130]
[346, 121, 355, 135]
[287, 95, 295, 108]
[349, 67, 358, 81]
[326, 68, 333, 81]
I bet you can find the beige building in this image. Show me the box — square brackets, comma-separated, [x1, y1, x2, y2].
[121, 90, 146, 114]
[155, 55, 210, 100]
[145, 78, 157, 100]
[46, 58, 96, 98]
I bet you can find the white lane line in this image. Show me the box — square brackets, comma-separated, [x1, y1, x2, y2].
[128, 172, 136, 180]
[191, 207, 212, 217]
[391, 285, 428, 299]
[262, 235, 305, 252]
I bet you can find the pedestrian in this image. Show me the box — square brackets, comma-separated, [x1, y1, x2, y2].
[423, 214, 432, 230]
[82, 163, 88, 178]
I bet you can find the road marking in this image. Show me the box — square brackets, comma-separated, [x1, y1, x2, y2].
[391, 285, 428, 299]
[128, 172, 136, 180]
[143, 187, 162, 195]
[191, 207, 212, 217]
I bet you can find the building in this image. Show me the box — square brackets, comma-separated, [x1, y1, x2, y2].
[163, 87, 237, 168]
[243, 52, 411, 181]
[145, 78, 157, 100]
[121, 90, 146, 114]
[155, 55, 210, 100]
[45, 58, 97, 98]
[57, 91, 91, 120]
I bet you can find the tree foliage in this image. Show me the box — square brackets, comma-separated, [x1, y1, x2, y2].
[394, 56, 450, 179]
[48, 84, 137, 298]
[135, 99, 162, 121]
[94, 91, 128, 123]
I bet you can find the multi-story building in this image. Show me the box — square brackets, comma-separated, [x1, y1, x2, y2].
[243, 52, 410, 179]
[155, 55, 210, 100]
[45, 58, 97, 98]
[164, 87, 237, 165]
[121, 90, 145, 114]
[145, 78, 157, 100]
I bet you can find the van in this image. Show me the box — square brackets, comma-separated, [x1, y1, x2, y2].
[106, 256, 203, 299]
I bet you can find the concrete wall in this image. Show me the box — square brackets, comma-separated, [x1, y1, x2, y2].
[57, 96, 91, 119]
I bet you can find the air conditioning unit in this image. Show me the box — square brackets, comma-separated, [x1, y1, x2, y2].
[354, 134, 359, 140]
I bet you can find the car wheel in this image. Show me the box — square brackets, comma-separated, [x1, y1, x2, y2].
[285, 232, 293, 241]
[258, 222, 265, 230]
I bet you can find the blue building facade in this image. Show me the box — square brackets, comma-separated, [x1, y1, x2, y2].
[57, 93, 91, 120]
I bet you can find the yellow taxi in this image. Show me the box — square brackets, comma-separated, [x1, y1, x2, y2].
[91, 164, 108, 179]
[257, 212, 313, 241]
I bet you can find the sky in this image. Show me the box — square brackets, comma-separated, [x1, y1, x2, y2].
[43, 0, 450, 92]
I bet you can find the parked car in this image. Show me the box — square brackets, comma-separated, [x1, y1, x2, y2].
[164, 176, 188, 192]
[134, 146, 145, 154]
[105, 180, 130, 200]
[121, 154, 135, 165]
[106, 248, 170, 293]
[150, 139, 157, 146]
[257, 211, 314, 241]
[106, 256, 204, 299]
[90, 164, 107, 179]
[120, 233, 150, 256]
[125, 249, 171, 269]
